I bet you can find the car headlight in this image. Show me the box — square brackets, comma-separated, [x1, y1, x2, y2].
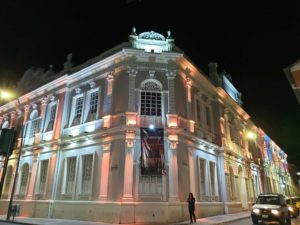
[253, 208, 260, 214]
[288, 206, 293, 212]
[271, 209, 279, 215]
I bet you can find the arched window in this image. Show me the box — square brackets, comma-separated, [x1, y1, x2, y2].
[140, 80, 162, 116]
[19, 163, 29, 196]
[3, 166, 13, 197]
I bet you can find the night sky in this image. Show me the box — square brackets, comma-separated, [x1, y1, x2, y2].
[0, 1, 299, 169]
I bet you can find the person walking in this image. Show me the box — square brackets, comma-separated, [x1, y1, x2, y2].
[187, 192, 196, 223]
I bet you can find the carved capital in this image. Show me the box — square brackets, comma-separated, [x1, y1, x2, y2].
[41, 97, 49, 106]
[166, 70, 176, 79]
[31, 103, 37, 110]
[186, 76, 192, 87]
[89, 81, 96, 89]
[102, 143, 112, 153]
[125, 130, 136, 148]
[127, 68, 138, 76]
[168, 134, 178, 150]
[106, 71, 114, 82]
[75, 87, 82, 95]
[24, 105, 30, 113]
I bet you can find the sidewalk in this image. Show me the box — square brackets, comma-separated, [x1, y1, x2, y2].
[0, 211, 250, 225]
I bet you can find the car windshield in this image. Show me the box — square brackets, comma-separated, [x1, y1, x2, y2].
[256, 196, 280, 205]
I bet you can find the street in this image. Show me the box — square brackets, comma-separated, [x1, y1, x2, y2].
[224, 217, 300, 225]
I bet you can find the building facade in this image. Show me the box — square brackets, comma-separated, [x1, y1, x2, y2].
[0, 29, 296, 223]
[285, 60, 300, 104]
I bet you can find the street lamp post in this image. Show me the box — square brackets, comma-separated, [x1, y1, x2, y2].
[5, 98, 25, 220]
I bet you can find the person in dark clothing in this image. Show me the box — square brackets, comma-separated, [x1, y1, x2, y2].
[187, 192, 196, 223]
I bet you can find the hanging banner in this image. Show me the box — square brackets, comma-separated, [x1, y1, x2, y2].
[140, 128, 164, 175]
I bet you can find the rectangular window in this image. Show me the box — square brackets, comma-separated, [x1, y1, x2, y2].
[19, 165, 29, 195]
[39, 160, 49, 194]
[206, 106, 211, 127]
[199, 158, 206, 196]
[196, 99, 201, 125]
[47, 104, 57, 131]
[75, 97, 84, 119]
[209, 161, 215, 196]
[30, 119, 41, 138]
[66, 157, 77, 194]
[140, 92, 161, 116]
[89, 91, 98, 114]
[81, 154, 93, 194]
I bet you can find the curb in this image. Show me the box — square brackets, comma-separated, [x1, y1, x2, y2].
[209, 215, 250, 225]
[0, 219, 34, 225]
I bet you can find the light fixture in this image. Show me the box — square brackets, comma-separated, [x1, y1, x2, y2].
[149, 124, 155, 130]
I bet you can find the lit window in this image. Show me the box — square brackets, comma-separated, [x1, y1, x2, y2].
[46, 104, 57, 131]
[38, 160, 49, 194]
[89, 91, 98, 114]
[19, 164, 29, 196]
[30, 119, 41, 138]
[81, 154, 93, 194]
[66, 157, 77, 194]
[199, 158, 206, 196]
[140, 92, 162, 116]
[209, 162, 215, 196]
[3, 166, 13, 197]
[75, 97, 83, 119]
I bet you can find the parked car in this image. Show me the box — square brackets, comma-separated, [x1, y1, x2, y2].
[286, 197, 299, 218]
[291, 196, 300, 210]
[251, 193, 291, 225]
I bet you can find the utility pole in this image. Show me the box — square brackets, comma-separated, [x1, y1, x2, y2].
[6, 99, 25, 220]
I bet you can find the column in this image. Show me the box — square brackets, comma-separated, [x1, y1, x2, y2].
[99, 143, 111, 200]
[123, 132, 136, 200]
[26, 154, 39, 200]
[188, 148, 196, 197]
[168, 135, 179, 201]
[186, 76, 192, 118]
[9, 111, 16, 128]
[217, 150, 229, 213]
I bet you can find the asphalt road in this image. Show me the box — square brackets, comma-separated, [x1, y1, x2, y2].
[224, 216, 300, 225]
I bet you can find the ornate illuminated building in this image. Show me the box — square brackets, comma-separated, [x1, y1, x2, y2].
[285, 60, 300, 104]
[0, 29, 296, 223]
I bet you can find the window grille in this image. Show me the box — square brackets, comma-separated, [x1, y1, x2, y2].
[38, 160, 48, 194]
[30, 118, 41, 138]
[81, 154, 93, 194]
[19, 164, 29, 195]
[89, 91, 98, 114]
[3, 166, 13, 196]
[66, 157, 76, 194]
[140, 92, 162, 116]
[75, 97, 83, 119]
[199, 159, 206, 196]
[47, 104, 57, 131]
[209, 162, 215, 195]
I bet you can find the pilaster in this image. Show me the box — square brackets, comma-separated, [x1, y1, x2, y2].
[99, 143, 111, 200]
[167, 134, 179, 202]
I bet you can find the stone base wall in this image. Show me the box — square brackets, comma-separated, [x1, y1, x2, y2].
[225, 202, 243, 214]
[0, 200, 224, 223]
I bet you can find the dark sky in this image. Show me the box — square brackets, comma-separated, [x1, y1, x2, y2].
[0, 1, 299, 169]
